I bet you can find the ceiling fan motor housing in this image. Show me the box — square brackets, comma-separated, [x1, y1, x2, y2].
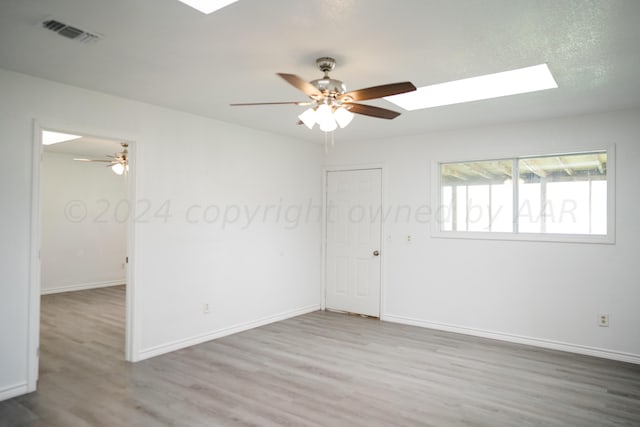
[311, 57, 346, 99]
[310, 77, 346, 96]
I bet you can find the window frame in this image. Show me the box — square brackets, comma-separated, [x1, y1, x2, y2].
[431, 145, 615, 244]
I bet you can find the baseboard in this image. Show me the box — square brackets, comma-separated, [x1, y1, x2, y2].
[136, 304, 321, 361]
[41, 280, 125, 295]
[0, 382, 28, 402]
[383, 314, 640, 365]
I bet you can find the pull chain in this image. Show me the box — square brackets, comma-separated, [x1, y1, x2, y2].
[324, 131, 335, 153]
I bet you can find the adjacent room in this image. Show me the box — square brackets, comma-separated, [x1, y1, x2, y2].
[1, 1, 639, 425]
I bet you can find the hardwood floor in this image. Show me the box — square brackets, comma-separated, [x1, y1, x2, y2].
[1, 286, 639, 426]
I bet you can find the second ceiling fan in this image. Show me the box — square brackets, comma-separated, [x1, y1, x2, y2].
[74, 143, 129, 175]
[231, 57, 416, 132]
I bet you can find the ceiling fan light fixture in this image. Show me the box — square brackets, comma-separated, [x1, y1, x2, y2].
[316, 104, 337, 132]
[319, 119, 338, 133]
[111, 163, 125, 175]
[298, 108, 317, 129]
[334, 106, 354, 128]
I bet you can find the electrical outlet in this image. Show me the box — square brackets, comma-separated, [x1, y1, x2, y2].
[598, 313, 609, 327]
[203, 303, 210, 314]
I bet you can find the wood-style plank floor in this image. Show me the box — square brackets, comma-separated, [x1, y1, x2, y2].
[1, 286, 639, 426]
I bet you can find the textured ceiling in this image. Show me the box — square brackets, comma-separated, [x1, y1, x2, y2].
[1, 0, 639, 144]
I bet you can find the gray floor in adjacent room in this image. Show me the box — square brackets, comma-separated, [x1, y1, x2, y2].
[1, 285, 639, 426]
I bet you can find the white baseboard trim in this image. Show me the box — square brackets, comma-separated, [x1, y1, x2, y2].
[0, 382, 28, 402]
[136, 304, 321, 362]
[41, 280, 125, 295]
[383, 314, 640, 365]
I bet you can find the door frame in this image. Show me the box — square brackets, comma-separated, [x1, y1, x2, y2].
[322, 163, 387, 318]
[27, 120, 139, 392]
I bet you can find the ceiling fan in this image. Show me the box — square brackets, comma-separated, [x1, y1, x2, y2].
[231, 57, 417, 132]
[74, 143, 129, 175]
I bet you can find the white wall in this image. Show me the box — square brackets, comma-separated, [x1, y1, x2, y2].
[41, 151, 127, 293]
[0, 68, 322, 400]
[324, 108, 640, 362]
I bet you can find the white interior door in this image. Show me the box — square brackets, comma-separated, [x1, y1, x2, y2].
[326, 169, 382, 317]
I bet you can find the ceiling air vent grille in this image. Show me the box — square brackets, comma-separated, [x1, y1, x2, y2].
[42, 19, 101, 43]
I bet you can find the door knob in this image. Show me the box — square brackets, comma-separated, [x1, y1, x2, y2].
[373, 250, 380, 256]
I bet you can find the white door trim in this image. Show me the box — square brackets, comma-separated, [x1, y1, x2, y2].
[322, 163, 386, 318]
[27, 121, 139, 392]
[27, 121, 42, 392]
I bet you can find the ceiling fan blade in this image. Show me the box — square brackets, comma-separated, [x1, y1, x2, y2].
[277, 73, 323, 99]
[339, 82, 416, 102]
[74, 158, 112, 163]
[230, 101, 312, 106]
[346, 103, 401, 120]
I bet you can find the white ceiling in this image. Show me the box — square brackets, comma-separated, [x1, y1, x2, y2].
[1, 0, 639, 144]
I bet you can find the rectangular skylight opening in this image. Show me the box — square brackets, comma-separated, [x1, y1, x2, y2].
[42, 130, 82, 145]
[385, 64, 558, 111]
[177, 0, 239, 14]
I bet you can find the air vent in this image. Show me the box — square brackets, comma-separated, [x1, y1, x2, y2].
[42, 19, 101, 43]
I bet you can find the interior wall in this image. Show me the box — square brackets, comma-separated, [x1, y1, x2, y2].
[0, 68, 322, 400]
[324, 108, 640, 362]
[41, 151, 127, 294]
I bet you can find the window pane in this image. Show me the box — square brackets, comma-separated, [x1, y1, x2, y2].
[440, 151, 607, 238]
[456, 186, 467, 231]
[441, 160, 513, 232]
[518, 152, 606, 235]
[546, 181, 589, 234]
[467, 185, 490, 231]
[491, 183, 513, 232]
[518, 182, 541, 232]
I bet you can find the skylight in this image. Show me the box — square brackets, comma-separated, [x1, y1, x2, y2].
[177, 0, 239, 14]
[385, 64, 557, 110]
[42, 130, 82, 145]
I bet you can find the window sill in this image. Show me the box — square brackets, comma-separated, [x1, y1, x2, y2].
[431, 230, 615, 245]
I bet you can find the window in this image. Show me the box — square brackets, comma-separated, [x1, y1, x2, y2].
[437, 150, 613, 243]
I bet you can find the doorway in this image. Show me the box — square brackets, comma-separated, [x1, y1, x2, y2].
[40, 134, 127, 295]
[325, 168, 382, 317]
[27, 126, 136, 392]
